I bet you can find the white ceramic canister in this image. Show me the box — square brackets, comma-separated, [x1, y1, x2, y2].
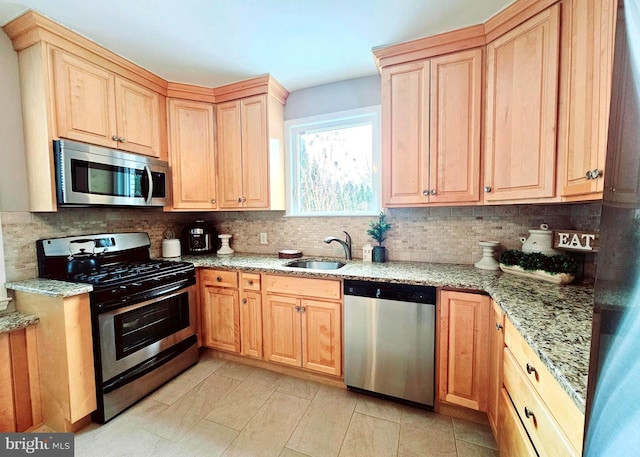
[162, 239, 182, 258]
[520, 224, 563, 256]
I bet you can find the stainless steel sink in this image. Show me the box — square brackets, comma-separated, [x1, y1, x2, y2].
[285, 259, 346, 270]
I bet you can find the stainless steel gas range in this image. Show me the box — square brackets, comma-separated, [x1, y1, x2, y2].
[36, 232, 198, 423]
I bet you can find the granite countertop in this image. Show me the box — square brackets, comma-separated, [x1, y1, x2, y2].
[4, 253, 593, 413]
[0, 311, 39, 334]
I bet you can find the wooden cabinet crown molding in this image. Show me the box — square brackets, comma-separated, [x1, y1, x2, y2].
[373, 0, 561, 71]
[3, 10, 167, 95]
[213, 74, 290, 105]
[372, 24, 486, 69]
[3, 10, 288, 103]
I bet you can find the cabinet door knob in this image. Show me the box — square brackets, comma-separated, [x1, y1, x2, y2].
[524, 406, 535, 420]
[300, 306, 306, 313]
[211, 199, 216, 204]
[585, 170, 593, 180]
[118, 137, 126, 143]
[112, 135, 119, 141]
[241, 196, 247, 203]
[422, 190, 429, 196]
[591, 169, 602, 179]
[248, 279, 254, 285]
[484, 186, 492, 193]
[294, 306, 301, 312]
[430, 189, 437, 195]
[237, 197, 242, 203]
[526, 362, 536, 375]
[495, 322, 503, 331]
[242, 298, 247, 304]
[216, 276, 222, 282]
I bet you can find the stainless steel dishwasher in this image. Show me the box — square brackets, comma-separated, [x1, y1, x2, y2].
[344, 279, 436, 407]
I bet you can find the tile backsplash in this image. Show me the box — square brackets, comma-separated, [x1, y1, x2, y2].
[1, 203, 601, 282]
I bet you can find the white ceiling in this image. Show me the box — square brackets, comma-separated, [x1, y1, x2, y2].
[0, 0, 514, 92]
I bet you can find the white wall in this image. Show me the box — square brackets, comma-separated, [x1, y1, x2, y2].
[0, 28, 28, 211]
[0, 28, 28, 302]
[284, 75, 381, 120]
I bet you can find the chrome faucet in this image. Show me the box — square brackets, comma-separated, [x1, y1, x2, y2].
[324, 231, 352, 260]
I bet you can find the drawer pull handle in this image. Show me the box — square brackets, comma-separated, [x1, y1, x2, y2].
[495, 322, 503, 331]
[216, 276, 222, 282]
[248, 279, 254, 285]
[524, 406, 535, 420]
[526, 363, 536, 375]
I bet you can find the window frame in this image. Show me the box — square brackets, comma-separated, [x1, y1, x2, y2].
[284, 105, 382, 217]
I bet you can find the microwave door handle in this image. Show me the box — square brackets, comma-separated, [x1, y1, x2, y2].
[143, 165, 153, 205]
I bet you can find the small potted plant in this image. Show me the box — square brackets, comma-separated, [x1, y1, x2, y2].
[367, 211, 391, 262]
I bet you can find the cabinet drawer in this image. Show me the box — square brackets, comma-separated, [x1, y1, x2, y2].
[201, 269, 239, 288]
[241, 273, 261, 291]
[263, 275, 341, 300]
[503, 348, 577, 457]
[504, 320, 584, 451]
[498, 388, 537, 457]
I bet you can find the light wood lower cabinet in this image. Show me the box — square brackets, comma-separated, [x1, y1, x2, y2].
[498, 388, 537, 457]
[263, 275, 342, 376]
[488, 299, 505, 440]
[437, 290, 490, 411]
[200, 269, 241, 353]
[200, 270, 264, 359]
[0, 327, 41, 432]
[502, 319, 584, 456]
[14, 291, 96, 432]
[240, 273, 263, 359]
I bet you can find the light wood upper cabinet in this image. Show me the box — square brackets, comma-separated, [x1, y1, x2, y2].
[430, 50, 482, 204]
[114, 77, 162, 157]
[381, 48, 482, 207]
[438, 290, 490, 411]
[603, 4, 640, 207]
[558, 0, 616, 199]
[53, 49, 117, 149]
[484, 4, 561, 202]
[53, 50, 163, 158]
[216, 94, 285, 210]
[167, 99, 217, 210]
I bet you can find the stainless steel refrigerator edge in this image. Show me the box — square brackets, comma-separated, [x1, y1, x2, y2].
[585, 0, 640, 454]
[344, 280, 436, 406]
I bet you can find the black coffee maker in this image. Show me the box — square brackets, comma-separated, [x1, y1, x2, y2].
[181, 220, 218, 254]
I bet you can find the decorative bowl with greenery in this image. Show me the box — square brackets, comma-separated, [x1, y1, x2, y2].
[499, 249, 577, 284]
[366, 211, 391, 262]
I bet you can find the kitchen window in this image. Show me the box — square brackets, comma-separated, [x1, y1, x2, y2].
[285, 106, 381, 216]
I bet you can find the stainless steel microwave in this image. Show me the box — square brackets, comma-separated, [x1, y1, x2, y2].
[54, 140, 169, 207]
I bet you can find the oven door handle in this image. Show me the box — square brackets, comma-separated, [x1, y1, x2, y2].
[143, 165, 153, 205]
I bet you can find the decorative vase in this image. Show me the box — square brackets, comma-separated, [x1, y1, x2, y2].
[217, 234, 234, 255]
[372, 246, 386, 263]
[474, 241, 500, 270]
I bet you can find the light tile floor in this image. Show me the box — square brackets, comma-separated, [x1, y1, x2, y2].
[60, 351, 499, 456]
